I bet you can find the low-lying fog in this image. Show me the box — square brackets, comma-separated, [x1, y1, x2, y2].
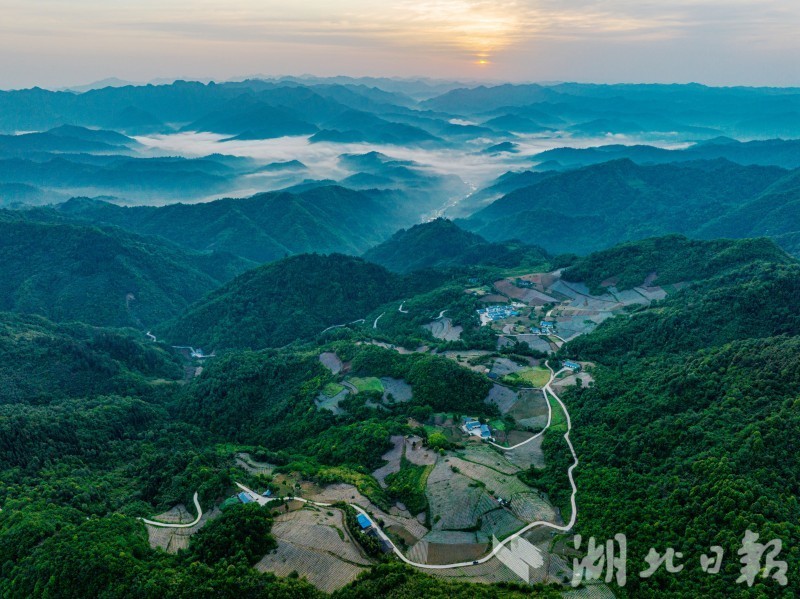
[134, 131, 691, 209]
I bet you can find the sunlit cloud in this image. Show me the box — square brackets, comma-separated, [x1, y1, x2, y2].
[1, 0, 800, 87]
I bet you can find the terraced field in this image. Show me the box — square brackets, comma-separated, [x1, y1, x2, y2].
[319, 351, 343, 374]
[256, 540, 366, 592]
[146, 506, 220, 553]
[508, 388, 549, 429]
[453, 445, 519, 475]
[447, 456, 529, 499]
[479, 508, 526, 541]
[235, 452, 275, 475]
[504, 434, 545, 469]
[426, 461, 497, 530]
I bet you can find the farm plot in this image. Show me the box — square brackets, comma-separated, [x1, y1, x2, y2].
[609, 287, 651, 306]
[427, 558, 523, 584]
[427, 542, 488, 565]
[270, 508, 371, 566]
[235, 452, 275, 475]
[556, 318, 598, 340]
[256, 540, 366, 593]
[404, 440, 438, 466]
[423, 529, 480, 544]
[484, 384, 517, 413]
[319, 351, 343, 374]
[508, 388, 549, 429]
[146, 503, 198, 524]
[514, 334, 553, 353]
[635, 285, 668, 301]
[371, 435, 404, 487]
[426, 461, 497, 530]
[509, 492, 558, 524]
[502, 366, 550, 388]
[446, 456, 530, 500]
[309, 483, 429, 542]
[504, 435, 545, 470]
[424, 317, 463, 341]
[381, 377, 412, 403]
[490, 357, 525, 377]
[146, 506, 221, 553]
[478, 508, 526, 541]
[315, 389, 349, 414]
[454, 444, 519, 475]
[348, 376, 384, 393]
[552, 370, 594, 392]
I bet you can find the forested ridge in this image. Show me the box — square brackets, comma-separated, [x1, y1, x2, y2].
[1, 230, 799, 597]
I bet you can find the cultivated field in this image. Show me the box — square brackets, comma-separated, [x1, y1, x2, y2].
[446, 456, 529, 500]
[371, 435, 404, 487]
[508, 388, 549, 430]
[256, 540, 366, 592]
[504, 435, 545, 469]
[235, 452, 275, 475]
[146, 506, 220, 553]
[424, 317, 463, 341]
[454, 445, 519, 475]
[319, 351, 343, 374]
[426, 461, 497, 530]
[315, 389, 349, 414]
[427, 542, 488, 564]
[503, 366, 550, 388]
[485, 384, 518, 413]
[381, 377, 412, 402]
[348, 376, 384, 393]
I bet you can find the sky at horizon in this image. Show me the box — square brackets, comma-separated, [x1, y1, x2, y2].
[2, 0, 800, 89]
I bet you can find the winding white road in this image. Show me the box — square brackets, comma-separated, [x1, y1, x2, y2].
[373, 312, 385, 329]
[239, 361, 580, 570]
[141, 492, 203, 528]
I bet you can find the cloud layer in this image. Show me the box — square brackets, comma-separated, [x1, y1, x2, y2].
[2, 0, 799, 88]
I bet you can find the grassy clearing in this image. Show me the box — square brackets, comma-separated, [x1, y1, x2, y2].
[348, 376, 385, 393]
[385, 458, 434, 515]
[502, 366, 551, 388]
[547, 393, 567, 433]
[322, 382, 346, 397]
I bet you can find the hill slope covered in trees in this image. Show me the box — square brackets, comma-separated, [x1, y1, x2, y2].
[362, 218, 548, 273]
[0, 213, 251, 327]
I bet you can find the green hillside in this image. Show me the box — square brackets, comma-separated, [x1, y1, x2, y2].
[0, 312, 182, 404]
[546, 240, 800, 596]
[362, 218, 549, 273]
[160, 253, 423, 349]
[464, 159, 794, 255]
[51, 186, 401, 263]
[0, 214, 251, 328]
[561, 234, 793, 292]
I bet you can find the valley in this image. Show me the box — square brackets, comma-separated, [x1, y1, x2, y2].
[1, 78, 798, 599]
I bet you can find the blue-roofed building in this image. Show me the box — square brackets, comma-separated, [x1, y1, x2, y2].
[356, 514, 372, 530]
[540, 321, 555, 328]
[479, 424, 491, 439]
[238, 491, 253, 504]
[462, 418, 481, 433]
[564, 360, 582, 371]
